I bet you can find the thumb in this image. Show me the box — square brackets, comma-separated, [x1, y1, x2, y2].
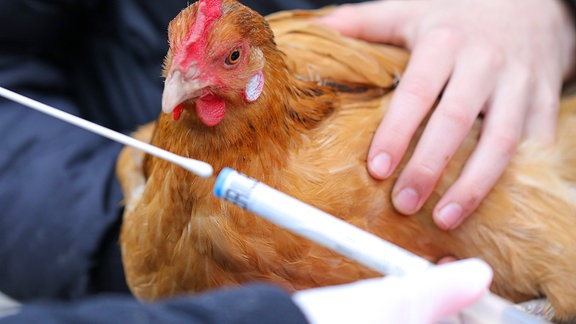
[404, 258, 493, 322]
[318, 1, 419, 46]
[292, 258, 493, 324]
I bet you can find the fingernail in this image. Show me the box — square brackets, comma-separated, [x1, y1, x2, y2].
[437, 203, 463, 230]
[369, 152, 391, 178]
[394, 188, 420, 214]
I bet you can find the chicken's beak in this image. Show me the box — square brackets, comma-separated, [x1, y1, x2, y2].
[162, 68, 206, 116]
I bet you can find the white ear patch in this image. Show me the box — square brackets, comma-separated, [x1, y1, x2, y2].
[244, 70, 264, 102]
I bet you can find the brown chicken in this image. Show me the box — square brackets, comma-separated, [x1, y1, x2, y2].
[117, 0, 576, 320]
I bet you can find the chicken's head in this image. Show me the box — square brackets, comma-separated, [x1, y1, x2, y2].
[162, 0, 271, 127]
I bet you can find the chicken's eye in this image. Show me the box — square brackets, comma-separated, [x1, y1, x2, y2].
[226, 49, 241, 65]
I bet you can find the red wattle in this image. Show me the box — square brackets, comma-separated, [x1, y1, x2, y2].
[173, 104, 184, 121]
[196, 94, 226, 126]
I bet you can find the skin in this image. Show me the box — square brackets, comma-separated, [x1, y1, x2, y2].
[320, 0, 576, 230]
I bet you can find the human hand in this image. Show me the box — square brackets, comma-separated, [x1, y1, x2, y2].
[320, 0, 576, 230]
[292, 258, 492, 324]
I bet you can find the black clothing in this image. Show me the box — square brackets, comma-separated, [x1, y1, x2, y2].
[0, 284, 308, 324]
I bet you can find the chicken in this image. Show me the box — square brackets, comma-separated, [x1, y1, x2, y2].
[117, 0, 576, 320]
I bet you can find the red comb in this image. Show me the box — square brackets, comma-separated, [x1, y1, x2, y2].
[200, 0, 223, 21]
[190, 0, 223, 40]
[174, 0, 224, 70]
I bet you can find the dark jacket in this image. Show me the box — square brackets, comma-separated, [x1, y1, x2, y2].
[0, 0, 361, 322]
[0, 284, 308, 324]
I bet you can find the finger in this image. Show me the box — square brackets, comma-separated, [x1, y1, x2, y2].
[367, 28, 458, 180]
[523, 78, 561, 143]
[409, 258, 493, 322]
[318, 1, 420, 46]
[392, 47, 497, 215]
[437, 256, 458, 265]
[434, 68, 532, 230]
[368, 259, 492, 322]
[293, 259, 492, 324]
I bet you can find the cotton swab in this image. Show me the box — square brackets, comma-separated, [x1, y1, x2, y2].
[0, 87, 213, 178]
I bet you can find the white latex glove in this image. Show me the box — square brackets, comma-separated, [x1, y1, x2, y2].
[292, 258, 492, 324]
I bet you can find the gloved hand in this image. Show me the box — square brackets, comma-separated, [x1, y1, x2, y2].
[292, 258, 492, 324]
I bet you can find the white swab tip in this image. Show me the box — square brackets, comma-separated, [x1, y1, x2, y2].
[182, 159, 214, 178]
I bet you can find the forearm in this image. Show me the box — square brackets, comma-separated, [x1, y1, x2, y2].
[0, 284, 308, 324]
[0, 67, 128, 299]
